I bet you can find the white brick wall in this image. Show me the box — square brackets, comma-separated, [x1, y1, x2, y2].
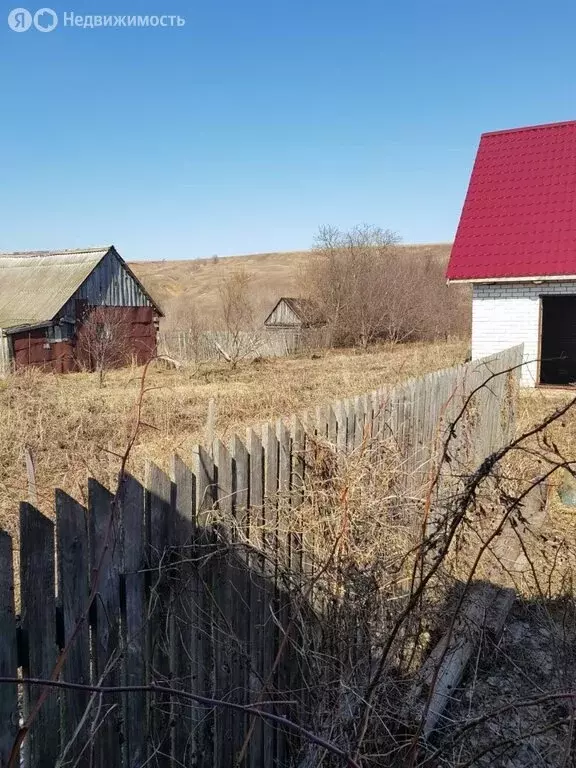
[472, 280, 576, 386]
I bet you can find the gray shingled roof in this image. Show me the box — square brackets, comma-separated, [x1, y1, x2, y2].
[0, 247, 110, 329]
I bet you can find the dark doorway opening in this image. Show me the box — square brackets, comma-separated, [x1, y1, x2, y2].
[540, 295, 576, 385]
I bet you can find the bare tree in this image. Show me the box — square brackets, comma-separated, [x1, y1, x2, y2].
[75, 306, 133, 386]
[303, 225, 469, 348]
[216, 267, 259, 367]
[303, 225, 402, 347]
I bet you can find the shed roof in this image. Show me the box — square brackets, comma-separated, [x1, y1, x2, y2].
[447, 120, 576, 281]
[0, 246, 161, 330]
[264, 297, 326, 327]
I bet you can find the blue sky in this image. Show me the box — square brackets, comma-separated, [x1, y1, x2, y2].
[1, 0, 576, 260]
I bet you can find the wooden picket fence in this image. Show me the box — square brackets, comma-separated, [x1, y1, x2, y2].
[157, 327, 331, 364]
[157, 329, 302, 363]
[0, 345, 523, 767]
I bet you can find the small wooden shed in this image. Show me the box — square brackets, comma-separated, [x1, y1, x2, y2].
[263, 297, 326, 330]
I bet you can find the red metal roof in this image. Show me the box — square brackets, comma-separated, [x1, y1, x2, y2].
[446, 120, 576, 281]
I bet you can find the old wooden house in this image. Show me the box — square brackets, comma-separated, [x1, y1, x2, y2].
[0, 245, 163, 374]
[264, 297, 326, 330]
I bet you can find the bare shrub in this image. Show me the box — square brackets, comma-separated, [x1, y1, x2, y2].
[75, 306, 133, 386]
[216, 267, 261, 367]
[304, 225, 470, 347]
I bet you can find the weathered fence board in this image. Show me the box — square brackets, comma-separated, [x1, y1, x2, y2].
[120, 474, 147, 768]
[56, 490, 90, 767]
[20, 503, 58, 768]
[0, 531, 18, 766]
[146, 462, 175, 766]
[0, 345, 523, 767]
[88, 480, 122, 768]
[170, 455, 196, 765]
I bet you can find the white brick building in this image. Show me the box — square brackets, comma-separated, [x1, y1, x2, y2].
[471, 281, 576, 386]
[447, 120, 576, 388]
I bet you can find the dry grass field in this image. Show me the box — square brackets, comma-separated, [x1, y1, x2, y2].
[129, 243, 454, 327]
[0, 339, 467, 539]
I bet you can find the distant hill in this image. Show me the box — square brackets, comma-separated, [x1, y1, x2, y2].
[129, 243, 453, 327]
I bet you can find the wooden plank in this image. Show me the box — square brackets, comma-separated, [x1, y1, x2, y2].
[194, 445, 216, 766]
[20, 502, 58, 768]
[212, 439, 235, 768]
[0, 531, 18, 767]
[170, 455, 202, 765]
[231, 434, 249, 543]
[261, 422, 279, 767]
[335, 400, 347, 456]
[366, 390, 377, 452]
[327, 405, 337, 446]
[56, 490, 90, 767]
[247, 429, 263, 545]
[262, 422, 279, 555]
[315, 405, 328, 441]
[290, 416, 305, 577]
[345, 398, 356, 452]
[354, 395, 365, 450]
[120, 475, 147, 768]
[246, 427, 264, 768]
[196, 444, 216, 529]
[230, 434, 251, 762]
[170, 456, 196, 766]
[214, 438, 233, 521]
[88, 480, 122, 768]
[277, 420, 291, 568]
[145, 462, 173, 767]
[276, 420, 292, 765]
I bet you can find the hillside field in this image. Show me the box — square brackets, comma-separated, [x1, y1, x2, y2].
[129, 243, 454, 327]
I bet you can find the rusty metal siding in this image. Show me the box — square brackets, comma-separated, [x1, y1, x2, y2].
[265, 299, 303, 328]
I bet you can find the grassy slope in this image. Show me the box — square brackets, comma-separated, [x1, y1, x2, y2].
[129, 243, 454, 325]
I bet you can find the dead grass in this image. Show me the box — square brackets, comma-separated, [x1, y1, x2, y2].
[0, 339, 467, 540]
[510, 388, 576, 600]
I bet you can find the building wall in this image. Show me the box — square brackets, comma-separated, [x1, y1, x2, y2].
[472, 280, 576, 386]
[11, 328, 76, 373]
[264, 300, 303, 328]
[75, 306, 157, 368]
[60, 248, 155, 322]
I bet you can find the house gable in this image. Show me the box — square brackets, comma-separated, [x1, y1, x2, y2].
[0, 245, 163, 332]
[264, 297, 325, 328]
[59, 246, 163, 322]
[447, 120, 576, 282]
